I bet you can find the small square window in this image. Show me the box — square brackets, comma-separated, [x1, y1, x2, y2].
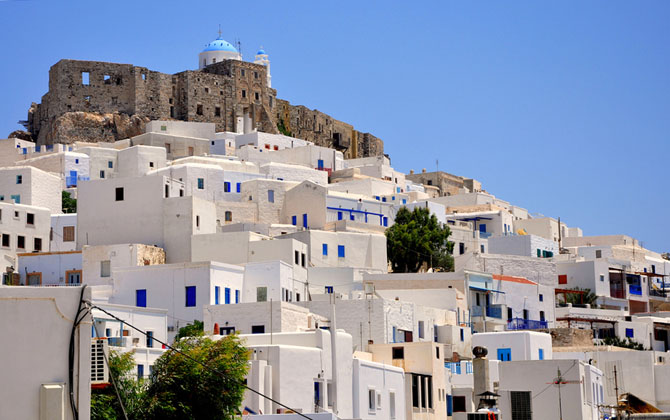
[101, 260, 111, 277]
[108, 161, 113, 169]
[197, 178, 205, 189]
[625, 328, 634, 338]
[392, 347, 404, 359]
[16, 175, 22, 184]
[33, 237, 42, 252]
[17, 235, 25, 249]
[115, 187, 124, 201]
[26, 213, 34, 225]
[539, 294, 543, 302]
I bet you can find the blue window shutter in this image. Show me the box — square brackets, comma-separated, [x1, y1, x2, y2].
[236, 183, 241, 193]
[291, 215, 297, 226]
[338, 245, 345, 258]
[382, 197, 386, 202]
[136, 289, 147, 307]
[479, 224, 486, 233]
[402, 199, 407, 204]
[235, 290, 240, 303]
[137, 364, 144, 379]
[322, 244, 328, 255]
[225, 287, 231, 304]
[625, 328, 634, 338]
[268, 190, 274, 203]
[224, 182, 230, 192]
[317, 159, 324, 169]
[350, 213, 355, 221]
[215, 286, 220, 304]
[383, 217, 388, 227]
[337, 211, 343, 220]
[539, 348, 544, 360]
[197, 178, 204, 189]
[302, 214, 308, 228]
[185, 286, 196, 307]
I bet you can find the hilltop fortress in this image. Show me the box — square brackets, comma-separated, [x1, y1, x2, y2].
[23, 35, 383, 158]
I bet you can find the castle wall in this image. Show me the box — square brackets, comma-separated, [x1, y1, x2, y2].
[27, 59, 383, 158]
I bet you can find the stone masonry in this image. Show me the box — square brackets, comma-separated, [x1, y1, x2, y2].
[24, 59, 383, 158]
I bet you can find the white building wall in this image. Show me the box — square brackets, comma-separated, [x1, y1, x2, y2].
[77, 147, 118, 180]
[472, 331, 553, 361]
[51, 213, 77, 252]
[352, 358, 406, 420]
[0, 286, 91, 420]
[0, 166, 62, 214]
[0, 203, 51, 269]
[488, 234, 559, 258]
[18, 251, 82, 285]
[116, 145, 167, 178]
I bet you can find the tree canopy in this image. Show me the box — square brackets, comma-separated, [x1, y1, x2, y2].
[62, 191, 77, 213]
[386, 206, 454, 272]
[91, 335, 249, 420]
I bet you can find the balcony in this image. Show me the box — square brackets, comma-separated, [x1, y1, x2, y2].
[107, 337, 127, 347]
[507, 317, 548, 330]
[66, 175, 90, 188]
[471, 305, 503, 319]
[629, 284, 642, 296]
[479, 231, 492, 239]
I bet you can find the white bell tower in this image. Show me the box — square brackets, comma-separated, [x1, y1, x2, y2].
[254, 47, 271, 88]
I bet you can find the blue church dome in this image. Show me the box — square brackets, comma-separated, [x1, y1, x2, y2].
[257, 48, 266, 55]
[203, 37, 238, 53]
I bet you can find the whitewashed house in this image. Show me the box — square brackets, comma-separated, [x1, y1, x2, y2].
[0, 166, 62, 213]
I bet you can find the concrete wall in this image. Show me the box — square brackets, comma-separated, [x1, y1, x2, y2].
[50, 213, 77, 252]
[0, 202, 51, 269]
[472, 331, 553, 361]
[488, 234, 558, 258]
[352, 358, 406, 420]
[0, 166, 62, 214]
[0, 286, 91, 420]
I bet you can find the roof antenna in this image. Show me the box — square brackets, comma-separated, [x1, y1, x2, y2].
[236, 38, 242, 57]
[218, 24, 222, 38]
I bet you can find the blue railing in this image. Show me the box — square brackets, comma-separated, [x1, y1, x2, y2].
[472, 305, 503, 319]
[507, 317, 548, 330]
[629, 284, 642, 296]
[65, 175, 90, 187]
[479, 231, 492, 239]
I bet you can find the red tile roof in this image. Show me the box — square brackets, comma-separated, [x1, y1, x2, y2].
[492, 274, 537, 285]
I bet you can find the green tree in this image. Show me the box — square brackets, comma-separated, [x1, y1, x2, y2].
[91, 350, 146, 420]
[602, 336, 646, 350]
[386, 207, 454, 272]
[175, 320, 204, 340]
[143, 335, 250, 420]
[62, 191, 77, 213]
[562, 287, 598, 306]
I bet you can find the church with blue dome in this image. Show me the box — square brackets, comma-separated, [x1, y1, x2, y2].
[199, 33, 242, 68]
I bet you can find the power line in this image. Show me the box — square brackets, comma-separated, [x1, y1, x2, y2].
[87, 302, 314, 420]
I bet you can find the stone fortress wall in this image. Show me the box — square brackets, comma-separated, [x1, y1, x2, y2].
[25, 59, 383, 158]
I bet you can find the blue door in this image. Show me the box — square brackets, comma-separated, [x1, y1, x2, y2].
[317, 159, 324, 169]
[302, 213, 308, 228]
[497, 348, 512, 361]
[69, 170, 78, 187]
[479, 223, 486, 233]
[136, 289, 147, 307]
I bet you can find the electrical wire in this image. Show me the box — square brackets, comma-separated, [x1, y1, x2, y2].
[87, 302, 314, 420]
[532, 360, 578, 400]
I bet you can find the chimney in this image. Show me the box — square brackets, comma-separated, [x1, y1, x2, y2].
[422, 168, 426, 173]
[409, 169, 414, 175]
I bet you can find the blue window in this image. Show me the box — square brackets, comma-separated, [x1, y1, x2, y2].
[16, 175, 22, 184]
[291, 215, 297, 226]
[146, 331, 154, 348]
[375, 196, 380, 201]
[338, 245, 345, 258]
[197, 178, 204, 189]
[497, 348, 512, 361]
[224, 182, 230, 192]
[479, 224, 487, 233]
[185, 286, 196, 307]
[539, 348, 544, 360]
[236, 182, 241, 193]
[235, 290, 240, 303]
[625, 328, 634, 338]
[136, 289, 147, 307]
[382, 197, 387, 202]
[454, 363, 461, 374]
[225, 287, 231, 304]
[447, 395, 453, 416]
[22, 147, 27, 154]
[108, 161, 113, 168]
[10, 194, 20, 204]
[137, 364, 144, 379]
[402, 199, 407, 204]
[268, 190, 274, 203]
[75, 159, 79, 164]
[215, 286, 220, 304]
[392, 196, 396, 201]
[460, 328, 464, 342]
[350, 213, 355, 221]
[383, 217, 388, 227]
[466, 362, 473, 374]
[317, 159, 324, 169]
[302, 213, 308, 228]
[539, 294, 544, 302]
[325, 286, 334, 294]
[322, 243, 328, 256]
[337, 211, 343, 221]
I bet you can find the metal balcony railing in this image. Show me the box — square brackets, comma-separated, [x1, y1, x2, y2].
[507, 317, 548, 330]
[472, 305, 503, 319]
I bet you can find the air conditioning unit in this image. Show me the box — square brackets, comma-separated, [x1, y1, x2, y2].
[91, 338, 109, 385]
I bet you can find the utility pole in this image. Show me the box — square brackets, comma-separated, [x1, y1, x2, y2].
[557, 367, 563, 420]
[614, 365, 620, 419]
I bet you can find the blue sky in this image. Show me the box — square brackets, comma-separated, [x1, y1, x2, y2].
[1, 1, 669, 252]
